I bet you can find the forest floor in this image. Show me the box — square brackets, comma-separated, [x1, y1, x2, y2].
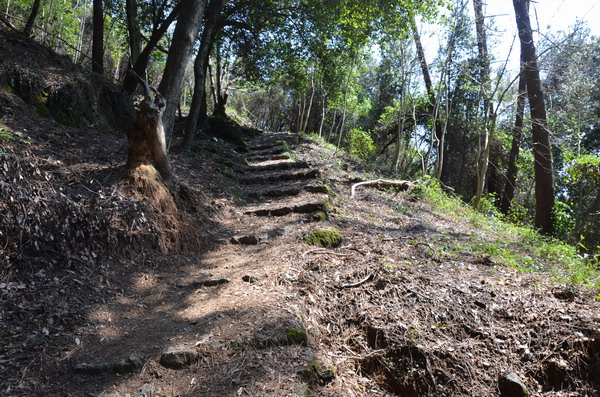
[1, 31, 600, 397]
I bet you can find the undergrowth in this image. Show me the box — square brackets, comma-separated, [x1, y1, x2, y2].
[411, 178, 600, 291]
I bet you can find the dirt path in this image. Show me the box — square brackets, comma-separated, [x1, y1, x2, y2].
[26, 132, 332, 396]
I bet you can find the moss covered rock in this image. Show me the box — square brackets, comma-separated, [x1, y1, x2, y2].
[304, 227, 343, 248]
[285, 328, 308, 346]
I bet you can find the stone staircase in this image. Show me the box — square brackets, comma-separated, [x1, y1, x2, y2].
[231, 132, 330, 242]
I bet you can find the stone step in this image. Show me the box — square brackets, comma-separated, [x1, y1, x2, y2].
[240, 169, 319, 185]
[247, 143, 283, 151]
[241, 161, 309, 174]
[246, 183, 329, 200]
[246, 153, 291, 163]
[247, 147, 286, 157]
[245, 201, 325, 217]
[230, 227, 284, 245]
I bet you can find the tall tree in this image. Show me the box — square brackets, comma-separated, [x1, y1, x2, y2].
[500, 71, 527, 214]
[92, 0, 104, 73]
[23, 0, 41, 37]
[513, 0, 555, 234]
[158, 0, 207, 138]
[411, 16, 443, 176]
[182, 0, 225, 149]
[472, 0, 492, 208]
[125, 0, 142, 65]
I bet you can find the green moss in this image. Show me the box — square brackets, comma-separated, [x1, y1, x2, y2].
[304, 228, 343, 248]
[215, 156, 234, 167]
[3, 83, 15, 94]
[285, 328, 308, 346]
[312, 211, 328, 222]
[297, 357, 335, 387]
[320, 197, 336, 213]
[36, 104, 51, 118]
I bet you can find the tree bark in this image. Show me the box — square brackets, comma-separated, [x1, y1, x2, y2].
[500, 72, 527, 214]
[411, 17, 444, 176]
[301, 76, 315, 133]
[126, 73, 171, 179]
[317, 92, 326, 137]
[158, 0, 207, 138]
[23, 0, 41, 37]
[513, 0, 555, 234]
[212, 41, 229, 116]
[472, 0, 493, 208]
[182, 0, 224, 149]
[92, 0, 104, 74]
[125, 0, 142, 65]
[123, 4, 181, 94]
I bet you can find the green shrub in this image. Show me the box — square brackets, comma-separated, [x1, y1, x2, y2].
[347, 127, 376, 161]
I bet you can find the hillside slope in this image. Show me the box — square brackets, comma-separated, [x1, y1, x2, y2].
[1, 30, 599, 397]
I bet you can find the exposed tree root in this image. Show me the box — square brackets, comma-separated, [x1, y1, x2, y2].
[350, 179, 414, 198]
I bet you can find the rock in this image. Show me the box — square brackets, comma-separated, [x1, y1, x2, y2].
[267, 154, 290, 161]
[74, 355, 144, 375]
[242, 275, 259, 283]
[159, 349, 199, 370]
[178, 278, 229, 288]
[499, 372, 527, 397]
[230, 234, 259, 245]
[312, 211, 328, 222]
[175, 272, 214, 287]
[298, 359, 335, 386]
[294, 203, 324, 213]
[304, 228, 344, 248]
[552, 287, 577, 301]
[271, 206, 293, 216]
[305, 184, 329, 194]
[112, 355, 144, 374]
[202, 278, 229, 287]
[134, 382, 158, 397]
[73, 362, 111, 375]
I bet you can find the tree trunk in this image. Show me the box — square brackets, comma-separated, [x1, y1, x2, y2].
[23, 0, 41, 37]
[126, 73, 171, 179]
[513, 0, 555, 234]
[500, 72, 527, 214]
[296, 96, 305, 133]
[411, 17, 444, 176]
[158, 0, 207, 138]
[301, 76, 315, 133]
[317, 93, 326, 137]
[472, 0, 494, 208]
[92, 0, 104, 74]
[212, 41, 229, 116]
[125, 0, 142, 65]
[326, 111, 337, 142]
[182, 0, 224, 150]
[123, 4, 180, 94]
[336, 71, 350, 149]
